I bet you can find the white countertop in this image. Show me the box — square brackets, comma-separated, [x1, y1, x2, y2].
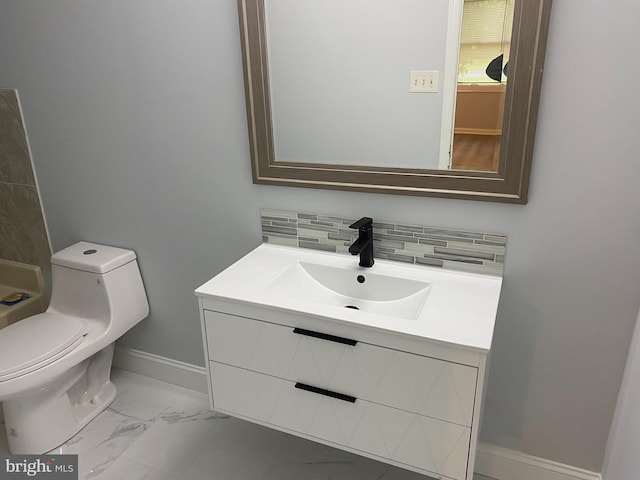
[195, 244, 502, 352]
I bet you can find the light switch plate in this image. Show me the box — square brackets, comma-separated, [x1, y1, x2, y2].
[410, 70, 439, 93]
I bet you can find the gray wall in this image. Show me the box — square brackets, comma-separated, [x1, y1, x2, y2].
[1, 0, 639, 473]
[266, 0, 450, 168]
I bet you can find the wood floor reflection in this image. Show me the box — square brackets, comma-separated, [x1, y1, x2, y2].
[451, 133, 501, 172]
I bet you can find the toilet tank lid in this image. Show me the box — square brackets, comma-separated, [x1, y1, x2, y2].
[51, 242, 137, 274]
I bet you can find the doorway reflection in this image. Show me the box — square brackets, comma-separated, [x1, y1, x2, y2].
[451, 0, 514, 172]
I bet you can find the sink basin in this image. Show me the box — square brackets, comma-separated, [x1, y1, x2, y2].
[195, 244, 503, 351]
[265, 261, 432, 320]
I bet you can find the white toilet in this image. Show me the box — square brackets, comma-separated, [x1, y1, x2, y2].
[0, 241, 149, 454]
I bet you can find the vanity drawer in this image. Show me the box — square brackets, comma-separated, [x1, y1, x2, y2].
[204, 310, 477, 427]
[211, 362, 471, 480]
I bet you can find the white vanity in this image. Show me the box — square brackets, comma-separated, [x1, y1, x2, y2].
[196, 243, 502, 480]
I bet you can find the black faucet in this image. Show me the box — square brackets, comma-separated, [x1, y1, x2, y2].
[348, 217, 374, 267]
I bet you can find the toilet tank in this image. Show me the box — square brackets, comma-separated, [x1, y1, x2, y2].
[48, 242, 149, 333]
[51, 242, 136, 274]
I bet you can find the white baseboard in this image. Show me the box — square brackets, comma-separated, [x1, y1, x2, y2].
[475, 443, 602, 480]
[113, 347, 602, 480]
[112, 346, 208, 394]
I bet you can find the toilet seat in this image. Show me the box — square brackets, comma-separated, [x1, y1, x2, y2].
[0, 313, 86, 382]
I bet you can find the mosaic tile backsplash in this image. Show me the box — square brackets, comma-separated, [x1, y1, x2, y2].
[261, 209, 507, 277]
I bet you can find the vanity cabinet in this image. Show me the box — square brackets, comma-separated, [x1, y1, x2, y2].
[198, 304, 489, 480]
[196, 243, 500, 480]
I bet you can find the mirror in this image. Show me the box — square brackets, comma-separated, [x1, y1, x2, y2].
[238, 0, 552, 203]
[264, 0, 460, 171]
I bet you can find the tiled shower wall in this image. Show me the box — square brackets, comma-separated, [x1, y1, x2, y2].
[0, 89, 51, 283]
[261, 209, 506, 276]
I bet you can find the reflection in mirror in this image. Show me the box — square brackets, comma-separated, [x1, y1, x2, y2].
[265, 0, 459, 170]
[452, 0, 515, 172]
[238, 0, 553, 203]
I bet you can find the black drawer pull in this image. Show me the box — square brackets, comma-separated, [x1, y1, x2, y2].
[294, 382, 357, 403]
[293, 328, 357, 346]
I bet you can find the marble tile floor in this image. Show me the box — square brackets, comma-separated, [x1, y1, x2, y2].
[0, 369, 495, 480]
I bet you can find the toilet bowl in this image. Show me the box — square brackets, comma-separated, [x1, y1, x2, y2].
[0, 242, 149, 453]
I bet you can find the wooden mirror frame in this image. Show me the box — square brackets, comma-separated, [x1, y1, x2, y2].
[238, 0, 553, 204]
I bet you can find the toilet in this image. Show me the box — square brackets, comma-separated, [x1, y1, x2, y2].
[0, 241, 149, 454]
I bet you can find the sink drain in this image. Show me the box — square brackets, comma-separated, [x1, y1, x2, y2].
[345, 305, 360, 310]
